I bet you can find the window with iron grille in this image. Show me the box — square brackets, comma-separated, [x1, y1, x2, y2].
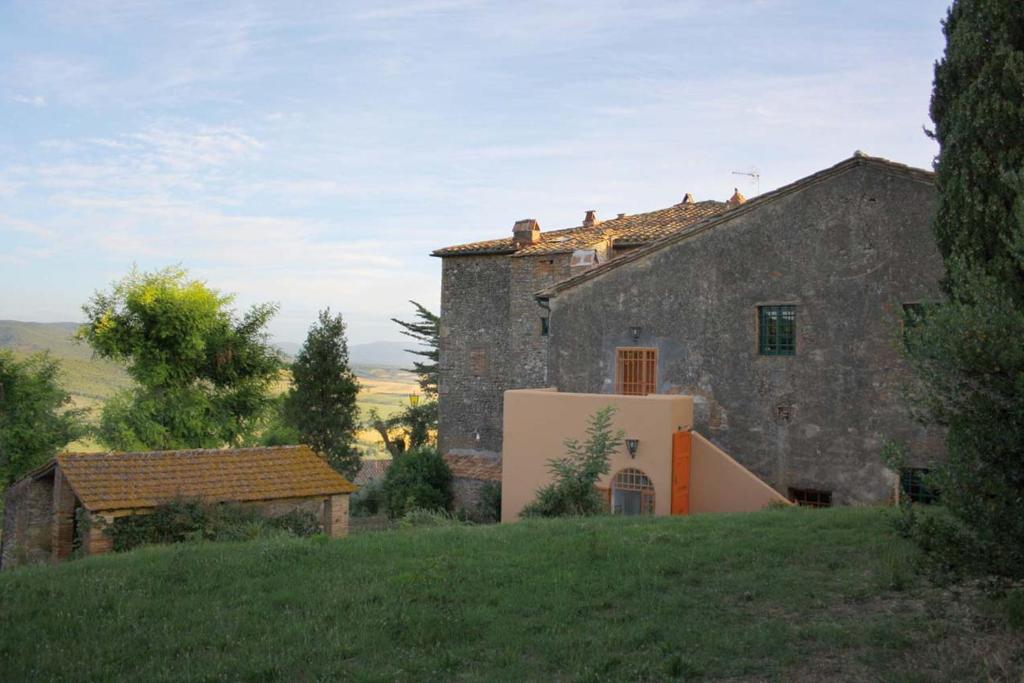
[616, 347, 657, 395]
[610, 468, 655, 515]
[900, 468, 938, 504]
[789, 487, 831, 508]
[758, 305, 796, 355]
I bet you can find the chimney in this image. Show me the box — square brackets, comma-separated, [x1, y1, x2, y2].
[680, 193, 695, 204]
[726, 188, 747, 208]
[512, 219, 540, 247]
[616, 213, 626, 219]
[582, 210, 599, 228]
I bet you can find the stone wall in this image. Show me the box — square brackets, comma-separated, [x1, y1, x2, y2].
[508, 253, 573, 389]
[0, 473, 55, 570]
[548, 163, 946, 505]
[451, 477, 500, 522]
[438, 254, 512, 455]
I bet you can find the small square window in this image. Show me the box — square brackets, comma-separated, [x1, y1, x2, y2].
[900, 468, 938, 504]
[540, 317, 549, 336]
[759, 305, 796, 356]
[789, 487, 831, 508]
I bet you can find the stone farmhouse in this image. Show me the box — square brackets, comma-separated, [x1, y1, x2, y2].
[1, 445, 356, 570]
[433, 153, 946, 508]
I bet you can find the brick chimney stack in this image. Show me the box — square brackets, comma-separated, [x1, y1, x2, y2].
[512, 219, 541, 247]
[582, 210, 599, 228]
[726, 188, 747, 208]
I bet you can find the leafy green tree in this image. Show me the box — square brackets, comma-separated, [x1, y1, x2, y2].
[521, 406, 623, 518]
[900, 0, 1024, 579]
[79, 267, 281, 451]
[0, 351, 85, 485]
[381, 446, 453, 518]
[391, 301, 439, 397]
[283, 309, 361, 478]
[367, 400, 437, 458]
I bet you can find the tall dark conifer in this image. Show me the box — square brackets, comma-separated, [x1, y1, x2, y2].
[284, 310, 361, 478]
[902, 0, 1024, 579]
[390, 301, 439, 397]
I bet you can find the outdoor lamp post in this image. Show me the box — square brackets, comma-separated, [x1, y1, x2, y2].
[409, 393, 420, 407]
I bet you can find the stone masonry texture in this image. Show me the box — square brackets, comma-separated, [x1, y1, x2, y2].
[547, 163, 945, 504]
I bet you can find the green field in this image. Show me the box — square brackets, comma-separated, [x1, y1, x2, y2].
[0, 320, 417, 453]
[0, 507, 1020, 681]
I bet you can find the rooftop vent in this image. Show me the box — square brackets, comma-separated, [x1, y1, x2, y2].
[726, 188, 747, 208]
[512, 219, 540, 247]
[582, 210, 599, 228]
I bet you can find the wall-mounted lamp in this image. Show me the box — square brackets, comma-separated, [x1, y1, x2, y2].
[629, 326, 642, 342]
[625, 438, 640, 458]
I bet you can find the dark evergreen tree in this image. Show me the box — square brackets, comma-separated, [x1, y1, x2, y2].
[284, 309, 361, 478]
[901, 0, 1024, 579]
[390, 301, 439, 397]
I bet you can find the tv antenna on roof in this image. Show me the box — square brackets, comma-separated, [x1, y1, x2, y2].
[731, 169, 760, 196]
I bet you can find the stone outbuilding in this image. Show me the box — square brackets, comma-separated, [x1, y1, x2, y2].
[0, 445, 357, 570]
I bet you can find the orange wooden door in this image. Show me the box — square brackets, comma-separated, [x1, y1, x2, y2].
[671, 431, 692, 515]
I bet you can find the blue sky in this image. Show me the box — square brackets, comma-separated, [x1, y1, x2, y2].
[0, 0, 949, 344]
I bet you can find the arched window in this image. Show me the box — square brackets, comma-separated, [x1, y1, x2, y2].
[611, 468, 655, 516]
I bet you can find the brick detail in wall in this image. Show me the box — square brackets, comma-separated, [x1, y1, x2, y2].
[51, 469, 76, 562]
[323, 494, 350, 538]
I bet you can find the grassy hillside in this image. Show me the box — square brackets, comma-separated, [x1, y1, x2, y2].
[0, 320, 417, 453]
[0, 320, 133, 416]
[0, 508, 1020, 681]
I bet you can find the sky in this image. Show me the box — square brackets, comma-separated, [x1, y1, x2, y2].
[0, 0, 951, 345]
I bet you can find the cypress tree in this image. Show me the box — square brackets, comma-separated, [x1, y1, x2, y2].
[902, 0, 1024, 579]
[284, 309, 361, 478]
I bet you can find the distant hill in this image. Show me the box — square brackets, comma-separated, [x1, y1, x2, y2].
[276, 339, 425, 368]
[0, 322, 419, 450]
[0, 320, 133, 412]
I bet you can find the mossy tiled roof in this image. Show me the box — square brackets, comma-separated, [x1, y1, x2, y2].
[56, 445, 356, 512]
[432, 200, 726, 257]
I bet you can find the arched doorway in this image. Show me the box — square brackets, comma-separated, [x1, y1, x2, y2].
[611, 468, 655, 515]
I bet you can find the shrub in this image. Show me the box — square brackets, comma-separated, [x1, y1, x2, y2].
[475, 481, 502, 523]
[105, 498, 323, 552]
[521, 406, 623, 518]
[382, 446, 453, 519]
[398, 508, 465, 529]
[350, 480, 386, 517]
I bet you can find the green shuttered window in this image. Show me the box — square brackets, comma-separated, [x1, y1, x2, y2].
[758, 305, 796, 356]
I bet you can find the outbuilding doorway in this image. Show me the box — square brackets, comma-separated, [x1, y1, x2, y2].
[611, 468, 655, 515]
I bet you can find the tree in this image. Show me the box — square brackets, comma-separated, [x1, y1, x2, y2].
[366, 401, 437, 459]
[900, 0, 1024, 579]
[283, 309, 361, 478]
[391, 301, 439, 397]
[521, 406, 624, 518]
[79, 267, 281, 451]
[381, 445, 453, 518]
[0, 352, 85, 485]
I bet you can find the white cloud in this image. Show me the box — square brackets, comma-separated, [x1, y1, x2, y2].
[10, 93, 46, 107]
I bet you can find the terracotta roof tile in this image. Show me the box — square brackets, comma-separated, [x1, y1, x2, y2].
[444, 453, 502, 482]
[432, 201, 727, 257]
[353, 458, 392, 486]
[56, 445, 356, 512]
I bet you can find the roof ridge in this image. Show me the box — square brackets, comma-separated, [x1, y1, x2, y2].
[536, 154, 934, 298]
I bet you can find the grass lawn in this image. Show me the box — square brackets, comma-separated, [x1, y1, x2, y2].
[1, 507, 1020, 681]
